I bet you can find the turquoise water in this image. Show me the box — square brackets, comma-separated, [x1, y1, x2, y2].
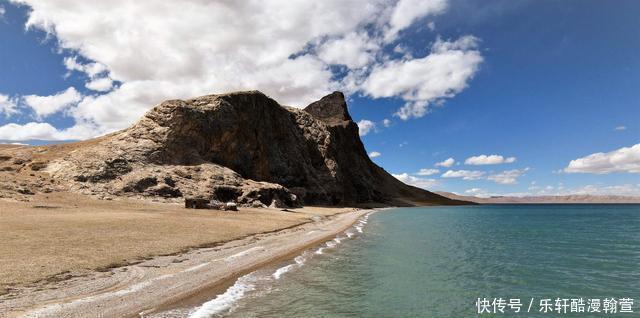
[176, 205, 640, 317]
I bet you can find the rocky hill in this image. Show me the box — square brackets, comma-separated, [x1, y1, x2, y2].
[0, 91, 469, 207]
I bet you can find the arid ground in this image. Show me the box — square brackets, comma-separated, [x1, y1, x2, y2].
[0, 192, 347, 295]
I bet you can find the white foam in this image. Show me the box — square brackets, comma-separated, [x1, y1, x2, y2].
[355, 225, 363, 233]
[346, 231, 354, 238]
[325, 241, 337, 248]
[315, 247, 325, 254]
[188, 274, 255, 318]
[272, 255, 306, 280]
[272, 264, 295, 280]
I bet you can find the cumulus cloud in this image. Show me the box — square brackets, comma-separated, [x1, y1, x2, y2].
[486, 168, 529, 185]
[4, 0, 385, 139]
[361, 36, 482, 120]
[0, 94, 18, 116]
[392, 172, 437, 189]
[385, 0, 447, 41]
[465, 187, 489, 197]
[435, 157, 455, 167]
[417, 168, 439, 176]
[382, 118, 392, 127]
[0, 6, 5, 18]
[564, 143, 640, 174]
[23, 87, 82, 118]
[369, 151, 381, 158]
[614, 126, 627, 131]
[0, 122, 94, 140]
[63, 56, 107, 78]
[441, 169, 484, 180]
[317, 32, 379, 69]
[85, 77, 113, 92]
[465, 154, 516, 165]
[1, 0, 482, 140]
[358, 119, 376, 136]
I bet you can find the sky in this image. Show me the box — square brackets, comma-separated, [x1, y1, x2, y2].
[0, 0, 638, 197]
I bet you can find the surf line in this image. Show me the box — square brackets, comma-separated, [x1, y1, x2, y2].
[186, 211, 374, 317]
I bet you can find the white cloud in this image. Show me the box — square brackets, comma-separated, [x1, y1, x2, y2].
[18, 0, 384, 105]
[465, 187, 489, 197]
[63, 56, 107, 78]
[0, 6, 5, 18]
[564, 143, 640, 174]
[435, 157, 455, 167]
[441, 169, 484, 180]
[0, 122, 94, 141]
[317, 32, 379, 69]
[392, 172, 437, 189]
[23, 87, 82, 118]
[427, 21, 436, 31]
[369, 151, 381, 158]
[417, 168, 439, 176]
[4, 0, 482, 140]
[361, 36, 483, 120]
[382, 118, 392, 127]
[0, 94, 18, 116]
[465, 154, 516, 165]
[614, 126, 627, 131]
[486, 168, 529, 185]
[358, 119, 376, 136]
[385, 0, 447, 41]
[9, 0, 392, 139]
[85, 77, 113, 92]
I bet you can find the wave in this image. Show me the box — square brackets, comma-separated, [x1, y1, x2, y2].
[272, 264, 295, 280]
[187, 274, 256, 318]
[183, 211, 375, 317]
[272, 255, 307, 280]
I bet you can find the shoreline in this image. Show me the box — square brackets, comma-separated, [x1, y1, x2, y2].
[1, 207, 372, 318]
[148, 209, 376, 317]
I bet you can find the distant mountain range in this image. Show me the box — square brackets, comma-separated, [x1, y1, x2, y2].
[436, 192, 640, 204]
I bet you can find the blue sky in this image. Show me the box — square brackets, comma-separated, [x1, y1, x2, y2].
[0, 0, 638, 196]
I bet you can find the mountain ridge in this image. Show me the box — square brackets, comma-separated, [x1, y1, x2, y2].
[436, 191, 640, 204]
[0, 91, 470, 207]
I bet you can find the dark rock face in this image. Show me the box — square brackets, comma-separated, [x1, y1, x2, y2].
[304, 91, 352, 125]
[44, 90, 468, 207]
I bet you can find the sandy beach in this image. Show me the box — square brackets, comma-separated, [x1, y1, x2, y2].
[0, 193, 367, 318]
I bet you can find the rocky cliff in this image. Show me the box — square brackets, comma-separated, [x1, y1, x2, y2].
[0, 91, 468, 207]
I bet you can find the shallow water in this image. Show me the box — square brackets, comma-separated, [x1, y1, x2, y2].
[157, 205, 640, 317]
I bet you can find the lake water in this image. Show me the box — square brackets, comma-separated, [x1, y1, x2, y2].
[163, 205, 640, 317]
